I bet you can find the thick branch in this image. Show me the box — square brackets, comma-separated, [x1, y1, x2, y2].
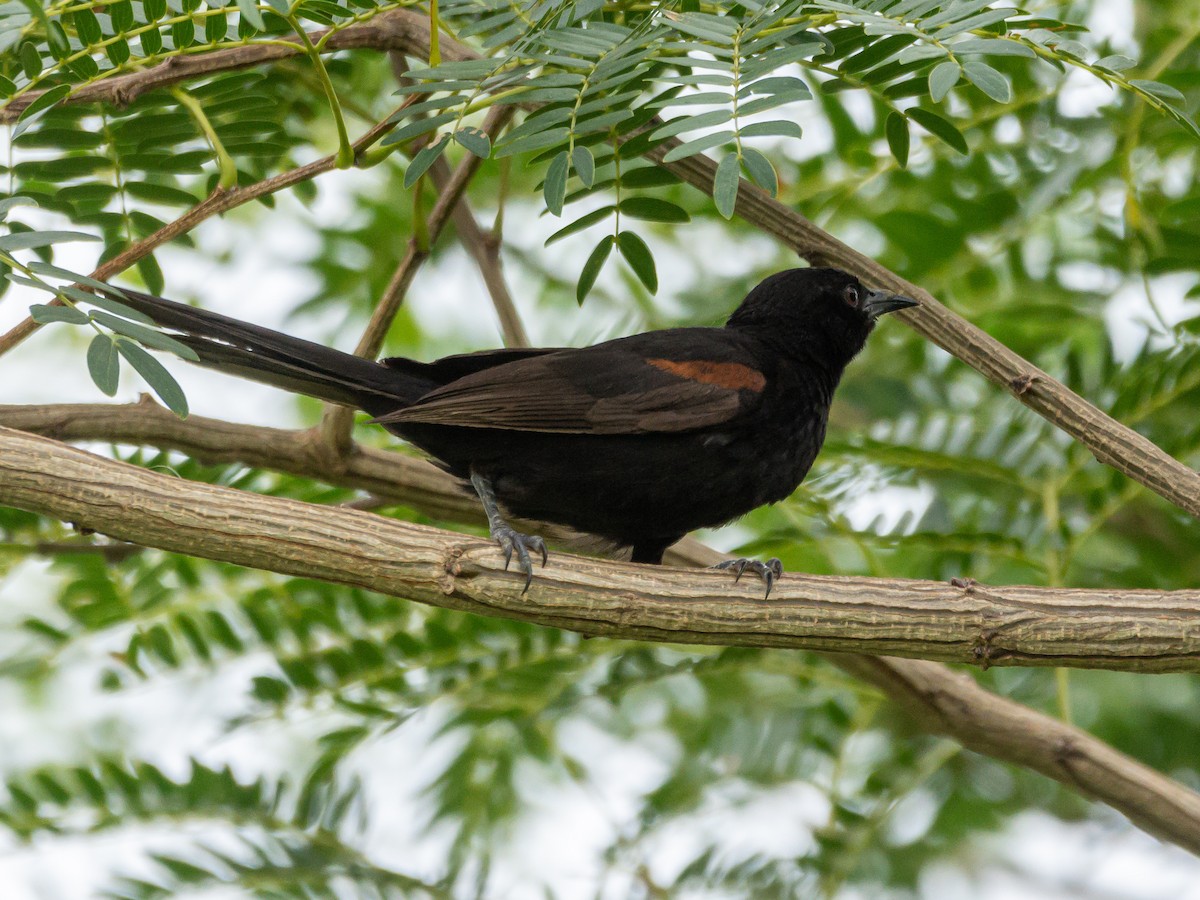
[2, 411, 1199, 671]
[3, 422, 1200, 856]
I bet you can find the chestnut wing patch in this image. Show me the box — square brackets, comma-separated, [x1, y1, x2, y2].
[374, 344, 766, 435]
[646, 358, 766, 392]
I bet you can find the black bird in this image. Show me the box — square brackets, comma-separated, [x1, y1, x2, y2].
[100, 268, 916, 594]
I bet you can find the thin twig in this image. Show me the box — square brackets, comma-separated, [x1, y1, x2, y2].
[0, 100, 414, 360]
[429, 157, 530, 348]
[318, 104, 515, 454]
[392, 50, 529, 347]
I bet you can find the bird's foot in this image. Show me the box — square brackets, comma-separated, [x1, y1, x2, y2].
[711, 557, 783, 599]
[491, 523, 547, 594]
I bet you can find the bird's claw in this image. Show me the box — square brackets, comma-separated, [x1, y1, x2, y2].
[492, 524, 547, 594]
[712, 557, 784, 599]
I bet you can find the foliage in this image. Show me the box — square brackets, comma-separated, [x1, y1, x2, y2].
[2, 0, 1200, 897]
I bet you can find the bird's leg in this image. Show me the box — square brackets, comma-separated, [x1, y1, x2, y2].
[711, 557, 784, 599]
[469, 470, 548, 593]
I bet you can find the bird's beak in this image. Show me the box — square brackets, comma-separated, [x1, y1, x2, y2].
[863, 289, 918, 320]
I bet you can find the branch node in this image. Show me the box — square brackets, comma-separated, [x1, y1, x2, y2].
[1011, 373, 1039, 396]
[302, 424, 353, 475]
[440, 544, 467, 594]
[1054, 736, 1087, 780]
[971, 627, 1001, 670]
[950, 576, 978, 592]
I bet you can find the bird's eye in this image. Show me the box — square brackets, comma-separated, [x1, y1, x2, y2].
[843, 284, 860, 308]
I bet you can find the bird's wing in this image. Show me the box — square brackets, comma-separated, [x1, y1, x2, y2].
[372, 330, 767, 435]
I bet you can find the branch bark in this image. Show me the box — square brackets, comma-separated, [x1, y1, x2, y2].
[3, 407, 1200, 672]
[3, 422, 1200, 855]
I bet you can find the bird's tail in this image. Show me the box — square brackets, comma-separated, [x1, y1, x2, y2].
[99, 287, 435, 415]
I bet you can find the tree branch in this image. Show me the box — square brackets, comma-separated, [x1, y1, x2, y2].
[2, 417, 1197, 672]
[0, 11, 468, 123]
[0, 100, 411, 359]
[3, 422, 1200, 855]
[318, 104, 515, 453]
[429, 158, 530, 348]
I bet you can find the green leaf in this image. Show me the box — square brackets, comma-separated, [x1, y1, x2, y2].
[739, 120, 803, 140]
[885, 112, 910, 168]
[543, 150, 570, 217]
[80, 294, 153, 325]
[572, 146, 596, 188]
[651, 110, 734, 140]
[622, 167, 683, 189]
[617, 231, 657, 294]
[72, 9, 102, 44]
[90, 311, 201, 361]
[740, 148, 777, 196]
[87, 334, 120, 396]
[618, 197, 690, 223]
[545, 206, 616, 245]
[205, 13, 228, 42]
[1094, 54, 1136, 71]
[27, 263, 129, 299]
[907, 108, 968, 155]
[713, 153, 740, 219]
[30, 303, 89, 325]
[0, 229, 100, 252]
[111, 0, 134, 31]
[115, 341, 189, 417]
[138, 255, 165, 295]
[140, 27, 163, 54]
[0, 199, 37, 224]
[18, 41, 42, 79]
[454, 127, 492, 158]
[1130, 79, 1186, 106]
[743, 76, 811, 98]
[13, 84, 71, 138]
[577, 235, 613, 304]
[493, 127, 570, 158]
[962, 61, 1010, 103]
[661, 130, 736, 163]
[737, 90, 813, 117]
[934, 8, 1014, 39]
[237, 0, 265, 30]
[106, 38, 131, 66]
[952, 38, 1035, 58]
[383, 112, 458, 147]
[403, 136, 449, 189]
[929, 60, 960, 103]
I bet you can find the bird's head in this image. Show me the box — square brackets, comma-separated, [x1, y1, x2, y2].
[725, 267, 917, 365]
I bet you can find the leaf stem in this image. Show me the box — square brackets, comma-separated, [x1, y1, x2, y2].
[287, 12, 354, 168]
[170, 86, 238, 189]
